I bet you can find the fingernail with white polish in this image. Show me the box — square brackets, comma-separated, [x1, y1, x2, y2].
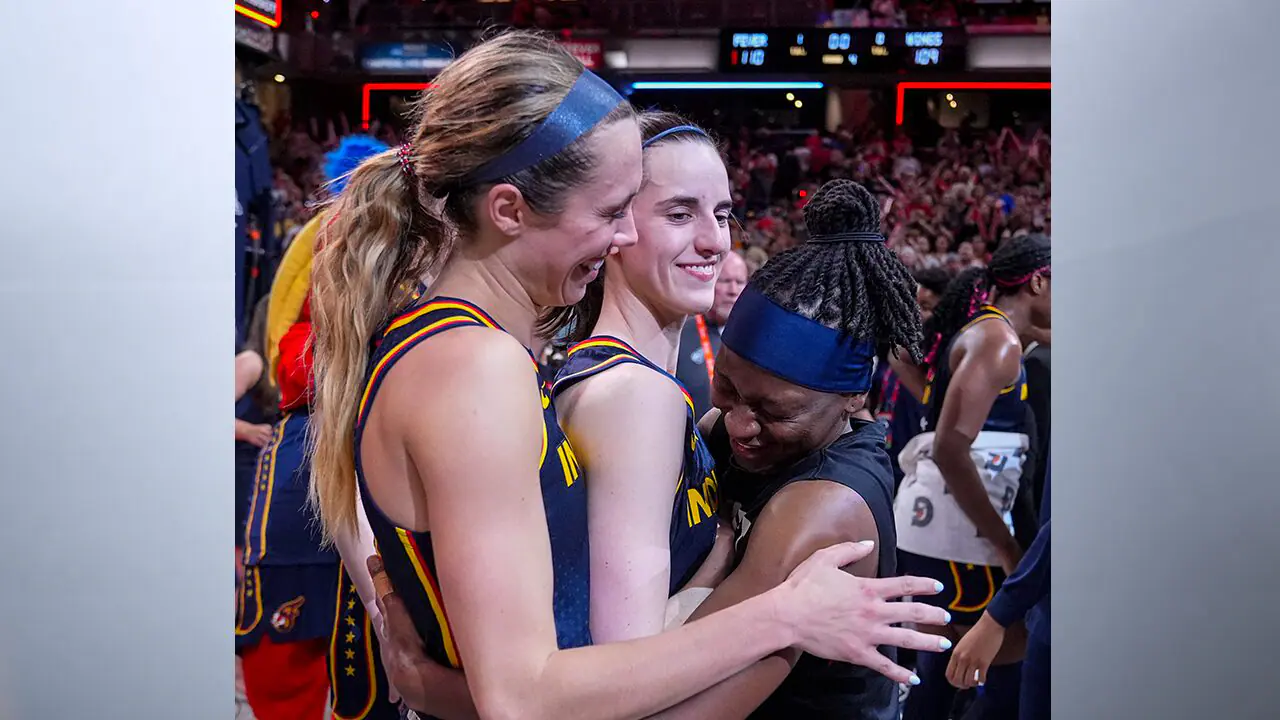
[934, 581, 945, 593]
[909, 674, 921, 686]
[939, 638, 952, 651]
[944, 611, 952, 624]
[858, 540, 875, 546]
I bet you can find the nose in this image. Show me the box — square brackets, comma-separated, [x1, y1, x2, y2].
[613, 210, 639, 250]
[723, 406, 760, 445]
[694, 215, 731, 258]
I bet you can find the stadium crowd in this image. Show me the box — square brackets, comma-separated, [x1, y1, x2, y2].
[258, 112, 1050, 299]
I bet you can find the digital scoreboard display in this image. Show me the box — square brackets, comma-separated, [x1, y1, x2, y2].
[720, 29, 966, 73]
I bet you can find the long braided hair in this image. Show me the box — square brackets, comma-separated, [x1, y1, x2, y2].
[750, 178, 924, 366]
[919, 233, 1051, 376]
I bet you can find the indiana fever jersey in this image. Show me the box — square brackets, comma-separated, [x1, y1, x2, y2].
[354, 297, 592, 677]
[895, 305, 1031, 566]
[921, 305, 1029, 435]
[551, 336, 719, 595]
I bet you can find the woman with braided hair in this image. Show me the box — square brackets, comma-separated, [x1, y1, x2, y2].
[308, 30, 947, 720]
[686, 178, 950, 718]
[891, 233, 1052, 720]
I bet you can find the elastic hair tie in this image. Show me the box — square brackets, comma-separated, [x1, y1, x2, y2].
[808, 231, 886, 245]
[642, 125, 711, 148]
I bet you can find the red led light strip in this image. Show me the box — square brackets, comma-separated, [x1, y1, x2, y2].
[235, 1, 283, 28]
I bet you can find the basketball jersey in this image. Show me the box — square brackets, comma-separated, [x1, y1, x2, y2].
[243, 410, 339, 567]
[708, 417, 899, 720]
[551, 335, 719, 595]
[354, 297, 593, 678]
[894, 306, 1031, 566]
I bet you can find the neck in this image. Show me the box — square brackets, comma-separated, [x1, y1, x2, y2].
[430, 247, 539, 348]
[591, 276, 686, 373]
[991, 294, 1035, 347]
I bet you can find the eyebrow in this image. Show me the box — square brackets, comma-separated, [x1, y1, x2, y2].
[605, 190, 639, 213]
[661, 195, 736, 213]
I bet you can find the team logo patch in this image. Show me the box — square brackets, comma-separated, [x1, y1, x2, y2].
[911, 497, 933, 527]
[271, 596, 306, 633]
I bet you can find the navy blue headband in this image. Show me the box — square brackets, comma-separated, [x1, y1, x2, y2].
[465, 70, 624, 185]
[642, 124, 710, 148]
[720, 285, 878, 394]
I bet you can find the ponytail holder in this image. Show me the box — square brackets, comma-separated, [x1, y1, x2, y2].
[397, 143, 416, 179]
[808, 232, 886, 245]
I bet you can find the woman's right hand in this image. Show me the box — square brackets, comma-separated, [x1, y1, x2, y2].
[777, 541, 951, 685]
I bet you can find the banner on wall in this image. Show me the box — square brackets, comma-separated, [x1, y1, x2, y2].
[560, 38, 604, 70]
[360, 42, 457, 73]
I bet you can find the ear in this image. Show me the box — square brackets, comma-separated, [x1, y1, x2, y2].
[843, 392, 869, 417]
[482, 183, 527, 237]
[1029, 270, 1049, 296]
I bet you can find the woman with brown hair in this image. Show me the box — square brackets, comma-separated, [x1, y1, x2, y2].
[309, 30, 948, 720]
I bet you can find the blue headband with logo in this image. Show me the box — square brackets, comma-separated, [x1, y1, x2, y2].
[465, 69, 624, 185]
[721, 285, 878, 394]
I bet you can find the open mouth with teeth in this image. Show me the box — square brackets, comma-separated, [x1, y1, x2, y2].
[678, 258, 719, 282]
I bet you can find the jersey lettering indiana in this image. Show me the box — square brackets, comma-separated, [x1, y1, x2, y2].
[354, 297, 592, 679]
[553, 335, 719, 594]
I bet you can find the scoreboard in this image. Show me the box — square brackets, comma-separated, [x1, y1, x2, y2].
[721, 29, 967, 73]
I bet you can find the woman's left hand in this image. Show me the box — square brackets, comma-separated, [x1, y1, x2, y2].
[945, 611, 1007, 689]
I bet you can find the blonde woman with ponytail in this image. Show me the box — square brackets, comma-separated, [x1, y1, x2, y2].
[309, 30, 948, 720]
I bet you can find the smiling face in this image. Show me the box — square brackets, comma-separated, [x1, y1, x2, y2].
[710, 346, 864, 473]
[612, 139, 733, 321]
[506, 119, 644, 307]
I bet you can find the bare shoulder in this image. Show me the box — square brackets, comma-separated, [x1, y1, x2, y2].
[560, 361, 687, 426]
[952, 317, 1022, 382]
[741, 480, 879, 581]
[378, 325, 542, 430]
[557, 362, 688, 469]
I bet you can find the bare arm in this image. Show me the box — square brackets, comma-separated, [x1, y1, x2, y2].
[331, 485, 386, 625]
[653, 480, 934, 720]
[235, 350, 263, 401]
[888, 352, 928, 402]
[557, 365, 687, 643]
[389, 331, 947, 720]
[932, 325, 1023, 569]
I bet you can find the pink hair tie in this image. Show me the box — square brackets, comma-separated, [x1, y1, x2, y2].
[397, 143, 416, 179]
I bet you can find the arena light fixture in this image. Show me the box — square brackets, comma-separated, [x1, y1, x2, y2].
[896, 81, 1051, 125]
[234, 1, 283, 28]
[362, 83, 437, 130]
[629, 81, 825, 92]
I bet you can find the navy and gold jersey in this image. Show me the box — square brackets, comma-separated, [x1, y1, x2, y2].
[354, 297, 592, 676]
[923, 305, 1029, 435]
[243, 410, 339, 568]
[328, 563, 402, 720]
[552, 335, 719, 595]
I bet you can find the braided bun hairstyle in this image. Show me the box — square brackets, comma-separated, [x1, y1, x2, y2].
[749, 179, 924, 363]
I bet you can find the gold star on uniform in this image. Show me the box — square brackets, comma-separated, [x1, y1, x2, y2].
[349, 584, 357, 594]
[345, 665, 356, 677]
[346, 615, 356, 627]
[347, 599, 356, 610]
[345, 632, 356, 643]
[345, 648, 356, 660]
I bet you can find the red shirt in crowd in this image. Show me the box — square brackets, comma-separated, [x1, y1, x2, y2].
[276, 295, 314, 413]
